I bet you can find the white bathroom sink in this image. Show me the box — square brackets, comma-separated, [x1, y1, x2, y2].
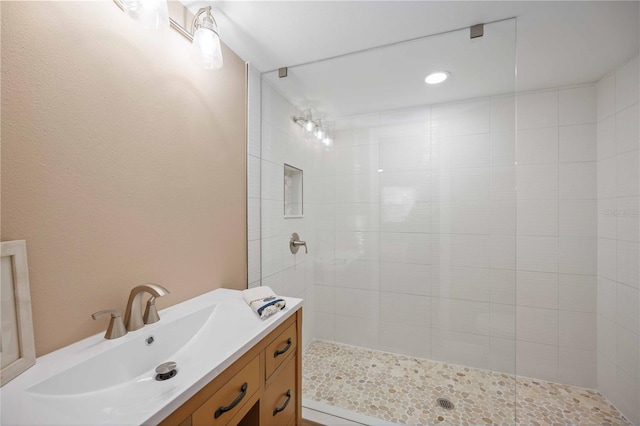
[27, 304, 217, 396]
[1, 288, 303, 425]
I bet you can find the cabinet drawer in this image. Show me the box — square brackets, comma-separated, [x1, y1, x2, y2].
[261, 356, 296, 426]
[192, 356, 260, 426]
[265, 321, 297, 380]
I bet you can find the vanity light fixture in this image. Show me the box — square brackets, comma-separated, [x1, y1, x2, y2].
[425, 71, 450, 85]
[113, 1, 224, 70]
[293, 110, 334, 149]
[121, 0, 169, 30]
[191, 7, 224, 70]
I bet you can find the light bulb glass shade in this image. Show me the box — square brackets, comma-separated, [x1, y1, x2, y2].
[425, 71, 450, 84]
[315, 128, 326, 140]
[304, 120, 315, 132]
[191, 20, 223, 70]
[122, 0, 169, 30]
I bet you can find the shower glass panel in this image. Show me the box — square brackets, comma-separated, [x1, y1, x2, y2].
[260, 18, 516, 424]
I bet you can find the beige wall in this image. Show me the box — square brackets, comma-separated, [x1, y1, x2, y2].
[1, 1, 247, 356]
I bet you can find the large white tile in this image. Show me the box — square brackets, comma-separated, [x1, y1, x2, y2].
[380, 140, 429, 171]
[615, 55, 639, 112]
[559, 200, 596, 237]
[517, 236, 559, 273]
[491, 95, 516, 134]
[559, 310, 596, 350]
[559, 162, 597, 200]
[597, 316, 618, 363]
[616, 103, 639, 154]
[431, 329, 491, 370]
[334, 231, 379, 261]
[261, 236, 283, 278]
[431, 99, 491, 137]
[490, 303, 516, 339]
[379, 322, 431, 359]
[616, 197, 639, 242]
[616, 240, 639, 288]
[559, 85, 596, 126]
[516, 306, 558, 345]
[315, 204, 335, 232]
[436, 234, 491, 269]
[380, 170, 431, 202]
[559, 236, 597, 275]
[517, 127, 558, 165]
[559, 124, 597, 163]
[490, 234, 516, 270]
[333, 315, 379, 348]
[558, 347, 596, 388]
[314, 285, 334, 314]
[490, 166, 517, 200]
[517, 90, 559, 130]
[261, 199, 284, 238]
[379, 262, 431, 296]
[335, 173, 379, 203]
[432, 266, 491, 302]
[597, 157, 617, 199]
[616, 151, 640, 198]
[380, 232, 431, 264]
[558, 274, 596, 313]
[597, 73, 616, 121]
[334, 144, 380, 174]
[598, 198, 617, 239]
[334, 287, 379, 320]
[313, 258, 335, 286]
[517, 199, 559, 236]
[597, 276, 618, 323]
[431, 298, 491, 336]
[433, 200, 490, 235]
[616, 283, 639, 332]
[261, 159, 283, 201]
[334, 260, 379, 290]
[380, 292, 431, 325]
[248, 197, 261, 241]
[516, 271, 559, 309]
[314, 311, 335, 341]
[433, 133, 491, 169]
[617, 369, 640, 425]
[308, 176, 335, 204]
[597, 114, 616, 160]
[616, 324, 639, 379]
[334, 203, 379, 232]
[248, 155, 261, 199]
[434, 167, 491, 201]
[248, 240, 261, 284]
[516, 341, 558, 382]
[490, 337, 516, 375]
[490, 199, 516, 235]
[490, 269, 516, 305]
[597, 354, 619, 409]
[491, 131, 516, 167]
[381, 201, 431, 233]
[517, 164, 558, 200]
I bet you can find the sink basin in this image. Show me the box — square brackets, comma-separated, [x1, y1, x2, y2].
[28, 305, 217, 396]
[1, 288, 302, 426]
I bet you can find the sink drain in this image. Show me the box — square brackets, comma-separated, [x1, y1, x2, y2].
[155, 361, 178, 381]
[436, 397, 455, 410]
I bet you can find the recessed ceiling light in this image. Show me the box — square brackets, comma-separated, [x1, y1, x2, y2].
[425, 71, 450, 85]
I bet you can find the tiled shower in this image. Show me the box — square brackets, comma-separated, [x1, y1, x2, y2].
[247, 24, 639, 424]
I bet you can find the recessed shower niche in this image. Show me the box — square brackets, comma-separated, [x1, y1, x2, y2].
[284, 164, 303, 218]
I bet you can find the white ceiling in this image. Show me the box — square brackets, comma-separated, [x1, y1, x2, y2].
[183, 1, 639, 117]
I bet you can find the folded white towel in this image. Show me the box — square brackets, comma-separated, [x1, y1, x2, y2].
[242, 286, 286, 319]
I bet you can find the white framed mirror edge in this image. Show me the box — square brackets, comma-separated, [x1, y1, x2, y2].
[1, 240, 36, 386]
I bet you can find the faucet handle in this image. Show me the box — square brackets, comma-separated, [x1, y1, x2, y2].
[143, 297, 160, 325]
[92, 309, 128, 340]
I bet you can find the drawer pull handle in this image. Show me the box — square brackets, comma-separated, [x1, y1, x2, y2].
[274, 338, 292, 358]
[214, 382, 248, 419]
[273, 389, 292, 416]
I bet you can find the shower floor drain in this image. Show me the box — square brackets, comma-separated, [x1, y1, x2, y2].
[436, 398, 455, 410]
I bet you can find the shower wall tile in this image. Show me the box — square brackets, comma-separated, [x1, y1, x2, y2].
[559, 85, 597, 126]
[431, 99, 491, 137]
[379, 322, 431, 360]
[335, 173, 379, 203]
[615, 55, 639, 113]
[431, 329, 491, 370]
[615, 103, 639, 154]
[517, 199, 559, 236]
[380, 292, 431, 326]
[334, 315, 379, 348]
[379, 262, 431, 296]
[516, 271, 559, 309]
[559, 310, 597, 350]
[431, 298, 491, 336]
[616, 151, 640, 197]
[380, 232, 431, 264]
[517, 90, 559, 130]
[380, 140, 430, 171]
[516, 341, 559, 382]
[559, 124, 597, 163]
[558, 346, 597, 388]
[334, 287, 380, 320]
[559, 162, 597, 200]
[559, 236, 597, 275]
[431, 266, 491, 303]
[517, 164, 559, 200]
[558, 274, 597, 313]
[597, 114, 616, 160]
[517, 127, 559, 165]
[559, 199, 597, 237]
[516, 306, 559, 346]
[334, 260, 379, 290]
[491, 95, 516, 133]
[597, 73, 616, 121]
[516, 235, 559, 273]
[380, 170, 431, 202]
[432, 133, 491, 169]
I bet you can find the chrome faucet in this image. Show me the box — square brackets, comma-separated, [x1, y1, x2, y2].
[123, 283, 170, 332]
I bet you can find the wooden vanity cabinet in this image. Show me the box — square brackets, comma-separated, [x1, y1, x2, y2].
[158, 308, 302, 426]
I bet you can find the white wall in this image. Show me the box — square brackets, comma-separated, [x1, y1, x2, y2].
[596, 55, 640, 424]
[310, 85, 599, 388]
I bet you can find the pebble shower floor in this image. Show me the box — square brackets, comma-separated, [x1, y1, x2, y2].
[302, 340, 630, 425]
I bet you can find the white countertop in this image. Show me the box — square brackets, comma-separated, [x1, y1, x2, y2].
[1, 288, 303, 425]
